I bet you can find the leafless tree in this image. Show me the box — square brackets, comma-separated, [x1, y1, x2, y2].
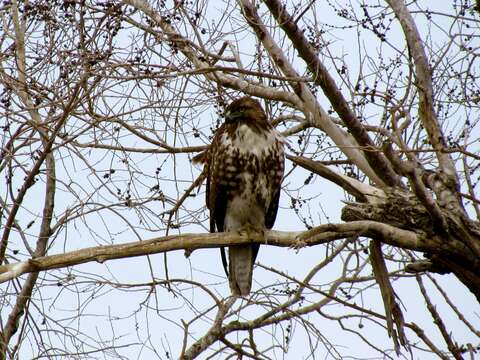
[0, 0, 479, 359]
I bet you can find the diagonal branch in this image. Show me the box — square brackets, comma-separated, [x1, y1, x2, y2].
[262, 0, 401, 187]
[0, 1, 58, 354]
[181, 297, 236, 359]
[0, 71, 90, 263]
[385, 0, 457, 181]
[0, 150, 56, 357]
[287, 154, 385, 203]
[416, 275, 463, 359]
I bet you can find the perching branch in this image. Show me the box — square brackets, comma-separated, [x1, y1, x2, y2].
[0, 222, 426, 284]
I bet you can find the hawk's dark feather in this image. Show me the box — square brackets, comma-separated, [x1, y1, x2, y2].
[201, 96, 285, 296]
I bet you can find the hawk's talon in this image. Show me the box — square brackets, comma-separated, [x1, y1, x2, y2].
[291, 237, 307, 251]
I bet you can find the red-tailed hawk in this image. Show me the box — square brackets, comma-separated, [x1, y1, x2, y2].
[197, 96, 285, 296]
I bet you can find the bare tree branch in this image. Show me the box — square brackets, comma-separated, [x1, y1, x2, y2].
[385, 0, 458, 183]
[369, 240, 407, 354]
[0, 222, 426, 284]
[122, 0, 303, 107]
[262, 0, 401, 187]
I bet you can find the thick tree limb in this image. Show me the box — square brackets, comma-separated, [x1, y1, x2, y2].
[262, 0, 401, 188]
[0, 222, 426, 283]
[382, 1, 480, 261]
[343, 193, 480, 300]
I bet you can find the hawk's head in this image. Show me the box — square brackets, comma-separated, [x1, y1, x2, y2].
[224, 96, 268, 125]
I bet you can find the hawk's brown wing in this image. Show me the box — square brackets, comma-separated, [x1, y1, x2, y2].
[204, 97, 285, 296]
[265, 187, 281, 230]
[206, 129, 230, 276]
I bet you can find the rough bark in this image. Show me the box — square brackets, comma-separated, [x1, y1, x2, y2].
[342, 189, 480, 301]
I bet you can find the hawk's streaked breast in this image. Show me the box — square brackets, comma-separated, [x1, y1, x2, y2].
[203, 96, 285, 296]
